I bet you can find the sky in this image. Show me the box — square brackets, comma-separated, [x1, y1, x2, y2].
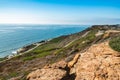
[0, 0, 120, 24]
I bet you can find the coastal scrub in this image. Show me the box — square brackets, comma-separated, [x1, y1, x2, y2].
[109, 36, 120, 52]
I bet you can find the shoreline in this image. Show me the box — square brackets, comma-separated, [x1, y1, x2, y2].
[9, 40, 48, 58]
[0, 40, 48, 62]
[0, 35, 61, 62]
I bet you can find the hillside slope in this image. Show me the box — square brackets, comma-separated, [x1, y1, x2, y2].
[0, 25, 120, 80]
[27, 42, 120, 80]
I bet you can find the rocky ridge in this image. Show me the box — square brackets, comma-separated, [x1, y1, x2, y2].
[27, 41, 120, 80]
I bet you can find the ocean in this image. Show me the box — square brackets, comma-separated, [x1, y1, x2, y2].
[0, 25, 89, 58]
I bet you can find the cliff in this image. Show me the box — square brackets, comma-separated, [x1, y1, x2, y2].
[27, 42, 120, 80]
[0, 25, 120, 80]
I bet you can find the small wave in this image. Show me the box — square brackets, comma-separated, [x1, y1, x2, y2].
[0, 47, 18, 54]
[12, 51, 17, 54]
[0, 29, 15, 33]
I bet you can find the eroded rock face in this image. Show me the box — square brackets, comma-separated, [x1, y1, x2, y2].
[27, 60, 67, 80]
[68, 54, 80, 68]
[27, 68, 66, 80]
[75, 42, 120, 80]
[27, 42, 120, 80]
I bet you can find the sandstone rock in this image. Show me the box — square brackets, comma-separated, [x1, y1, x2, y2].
[75, 42, 120, 80]
[27, 60, 67, 80]
[27, 68, 66, 80]
[43, 60, 67, 69]
[51, 60, 67, 69]
[68, 54, 80, 68]
[103, 30, 120, 38]
[27, 42, 120, 80]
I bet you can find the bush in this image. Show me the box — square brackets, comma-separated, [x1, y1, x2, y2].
[109, 36, 120, 52]
[23, 56, 35, 61]
[0, 58, 5, 61]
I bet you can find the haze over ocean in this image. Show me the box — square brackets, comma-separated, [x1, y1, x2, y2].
[0, 25, 88, 58]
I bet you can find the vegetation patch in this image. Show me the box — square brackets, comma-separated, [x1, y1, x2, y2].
[9, 72, 18, 78]
[49, 36, 67, 43]
[64, 30, 96, 50]
[21, 36, 66, 61]
[53, 30, 97, 57]
[23, 56, 36, 61]
[109, 36, 120, 52]
[36, 51, 52, 58]
[23, 48, 58, 61]
[0, 58, 5, 61]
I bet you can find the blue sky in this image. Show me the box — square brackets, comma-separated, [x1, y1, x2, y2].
[0, 0, 120, 24]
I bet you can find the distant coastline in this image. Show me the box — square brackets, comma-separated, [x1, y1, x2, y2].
[9, 40, 48, 58]
[0, 25, 88, 58]
[0, 40, 48, 62]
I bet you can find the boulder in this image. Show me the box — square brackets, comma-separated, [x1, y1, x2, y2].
[68, 54, 80, 68]
[27, 68, 66, 80]
[27, 60, 67, 80]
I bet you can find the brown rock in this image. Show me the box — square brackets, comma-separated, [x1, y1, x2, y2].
[75, 42, 120, 80]
[68, 54, 80, 68]
[51, 60, 67, 69]
[27, 42, 120, 80]
[27, 60, 67, 80]
[27, 68, 66, 80]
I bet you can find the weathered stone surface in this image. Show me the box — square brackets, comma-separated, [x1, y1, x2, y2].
[75, 42, 120, 80]
[27, 68, 66, 80]
[27, 42, 120, 80]
[103, 30, 120, 38]
[43, 60, 67, 69]
[27, 60, 67, 80]
[68, 54, 80, 68]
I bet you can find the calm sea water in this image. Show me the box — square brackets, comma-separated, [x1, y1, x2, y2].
[0, 25, 89, 58]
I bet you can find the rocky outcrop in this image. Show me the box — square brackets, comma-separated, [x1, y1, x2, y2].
[27, 60, 68, 80]
[68, 54, 80, 68]
[27, 68, 66, 80]
[27, 41, 120, 80]
[75, 42, 120, 80]
[103, 30, 120, 38]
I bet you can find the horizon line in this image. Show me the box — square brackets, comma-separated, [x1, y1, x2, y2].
[0, 23, 119, 25]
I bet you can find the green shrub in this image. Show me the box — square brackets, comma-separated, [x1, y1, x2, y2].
[23, 56, 35, 61]
[36, 52, 51, 58]
[49, 36, 66, 43]
[0, 77, 7, 80]
[109, 36, 120, 52]
[8, 72, 18, 78]
[0, 58, 5, 61]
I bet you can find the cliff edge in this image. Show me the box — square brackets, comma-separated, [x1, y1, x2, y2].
[26, 41, 120, 80]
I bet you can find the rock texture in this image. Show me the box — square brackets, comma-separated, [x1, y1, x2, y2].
[27, 68, 66, 80]
[68, 54, 80, 68]
[75, 42, 120, 80]
[27, 60, 67, 80]
[103, 30, 120, 38]
[27, 41, 120, 80]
